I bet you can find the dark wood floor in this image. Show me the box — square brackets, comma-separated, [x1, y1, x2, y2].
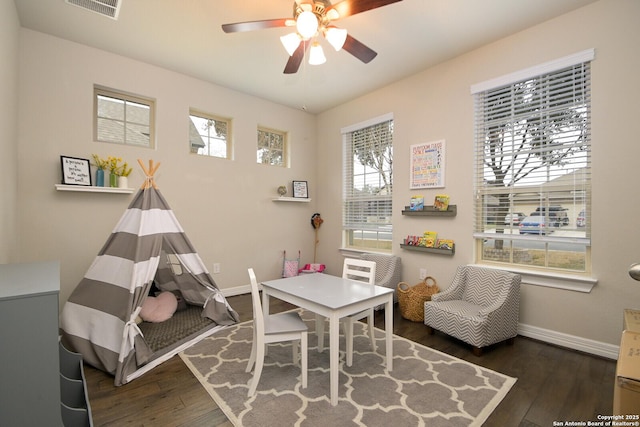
[84, 293, 616, 426]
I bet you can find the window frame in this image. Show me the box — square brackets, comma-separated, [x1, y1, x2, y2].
[93, 86, 155, 148]
[257, 126, 288, 167]
[188, 109, 232, 159]
[341, 113, 394, 253]
[471, 50, 594, 277]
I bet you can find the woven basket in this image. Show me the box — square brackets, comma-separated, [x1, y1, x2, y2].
[397, 277, 439, 322]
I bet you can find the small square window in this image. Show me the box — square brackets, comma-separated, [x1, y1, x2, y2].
[94, 86, 155, 148]
[189, 110, 232, 159]
[257, 127, 287, 167]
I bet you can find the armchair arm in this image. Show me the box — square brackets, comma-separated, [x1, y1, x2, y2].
[477, 275, 521, 338]
[431, 266, 466, 302]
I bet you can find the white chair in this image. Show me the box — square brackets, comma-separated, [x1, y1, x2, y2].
[246, 268, 308, 396]
[317, 258, 377, 367]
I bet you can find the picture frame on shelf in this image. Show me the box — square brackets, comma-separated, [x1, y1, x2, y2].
[60, 156, 92, 186]
[292, 180, 309, 198]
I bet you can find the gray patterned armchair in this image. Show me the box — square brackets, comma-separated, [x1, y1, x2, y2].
[360, 253, 402, 305]
[424, 265, 521, 356]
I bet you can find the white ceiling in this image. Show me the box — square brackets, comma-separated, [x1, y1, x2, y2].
[14, 0, 597, 113]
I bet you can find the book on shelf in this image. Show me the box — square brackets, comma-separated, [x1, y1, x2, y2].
[434, 194, 450, 211]
[410, 195, 424, 211]
[436, 239, 455, 250]
[423, 231, 438, 248]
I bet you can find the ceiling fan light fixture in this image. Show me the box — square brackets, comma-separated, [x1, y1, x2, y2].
[325, 27, 347, 51]
[308, 42, 326, 65]
[280, 33, 301, 56]
[296, 10, 318, 39]
[326, 8, 340, 21]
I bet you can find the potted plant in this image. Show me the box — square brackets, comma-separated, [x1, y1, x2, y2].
[117, 162, 132, 188]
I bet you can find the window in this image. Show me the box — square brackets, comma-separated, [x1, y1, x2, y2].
[94, 86, 155, 147]
[342, 114, 394, 252]
[472, 50, 593, 274]
[189, 110, 232, 159]
[257, 127, 287, 166]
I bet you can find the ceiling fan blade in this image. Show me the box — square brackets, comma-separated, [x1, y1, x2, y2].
[222, 18, 288, 33]
[328, 0, 403, 19]
[284, 40, 310, 74]
[342, 34, 377, 63]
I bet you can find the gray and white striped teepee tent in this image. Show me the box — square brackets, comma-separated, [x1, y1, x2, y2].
[60, 160, 239, 386]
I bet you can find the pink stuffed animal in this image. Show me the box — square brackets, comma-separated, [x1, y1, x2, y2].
[140, 291, 178, 323]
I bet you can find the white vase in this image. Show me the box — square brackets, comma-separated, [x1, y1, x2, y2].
[118, 176, 128, 189]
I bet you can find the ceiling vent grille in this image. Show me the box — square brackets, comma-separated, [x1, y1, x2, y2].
[65, 0, 121, 20]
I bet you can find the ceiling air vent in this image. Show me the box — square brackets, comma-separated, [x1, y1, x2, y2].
[65, 0, 121, 20]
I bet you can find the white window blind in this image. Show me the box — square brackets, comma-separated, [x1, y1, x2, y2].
[342, 115, 393, 251]
[473, 52, 592, 273]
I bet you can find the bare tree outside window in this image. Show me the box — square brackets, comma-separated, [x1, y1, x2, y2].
[474, 59, 591, 272]
[257, 127, 286, 166]
[343, 118, 394, 251]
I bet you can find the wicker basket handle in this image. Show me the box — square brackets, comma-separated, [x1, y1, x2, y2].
[424, 276, 437, 287]
[397, 282, 411, 293]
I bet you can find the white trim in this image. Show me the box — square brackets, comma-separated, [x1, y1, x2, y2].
[476, 263, 597, 293]
[518, 323, 618, 360]
[340, 112, 394, 134]
[220, 284, 251, 297]
[470, 48, 595, 94]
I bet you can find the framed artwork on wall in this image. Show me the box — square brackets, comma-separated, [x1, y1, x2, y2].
[60, 156, 92, 186]
[409, 140, 445, 189]
[292, 180, 308, 198]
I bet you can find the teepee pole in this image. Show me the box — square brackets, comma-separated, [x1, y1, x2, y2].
[138, 159, 161, 189]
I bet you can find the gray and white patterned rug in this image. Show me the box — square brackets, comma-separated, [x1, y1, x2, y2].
[180, 309, 516, 427]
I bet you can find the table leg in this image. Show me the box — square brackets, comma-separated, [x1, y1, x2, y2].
[385, 294, 393, 371]
[261, 290, 270, 318]
[329, 312, 339, 406]
[315, 314, 325, 353]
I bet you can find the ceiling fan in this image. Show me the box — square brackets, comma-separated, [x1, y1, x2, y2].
[221, 0, 403, 74]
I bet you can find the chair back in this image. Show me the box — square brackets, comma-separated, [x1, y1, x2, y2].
[342, 258, 376, 285]
[461, 265, 518, 306]
[248, 268, 265, 338]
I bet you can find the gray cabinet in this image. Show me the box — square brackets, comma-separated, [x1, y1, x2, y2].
[0, 261, 62, 426]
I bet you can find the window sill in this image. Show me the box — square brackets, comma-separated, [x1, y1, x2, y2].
[477, 263, 597, 293]
[339, 248, 392, 257]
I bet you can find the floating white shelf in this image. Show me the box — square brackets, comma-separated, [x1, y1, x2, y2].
[272, 197, 311, 203]
[55, 184, 134, 194]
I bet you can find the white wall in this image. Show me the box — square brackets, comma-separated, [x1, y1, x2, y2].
[8, 0, 640, 356]
[16, 29, 318, 307]
[0, 0, 20, 264]
[316, 0, 640, 351]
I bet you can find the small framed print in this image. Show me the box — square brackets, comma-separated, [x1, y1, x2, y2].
[292, 180, 308, 198]
[60, 156, 92, 186]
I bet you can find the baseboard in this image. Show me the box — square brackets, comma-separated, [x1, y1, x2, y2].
[518, 323, 619, 360]
[220, 285, 250, 297]
[220, 285, 621, 360]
